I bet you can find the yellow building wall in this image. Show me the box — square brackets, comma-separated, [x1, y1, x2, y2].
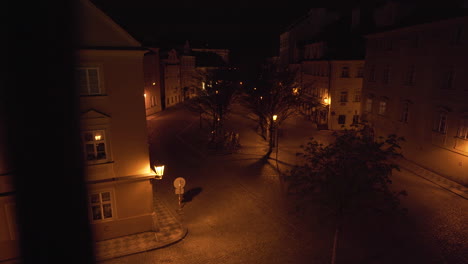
[89, 179, 155, 241]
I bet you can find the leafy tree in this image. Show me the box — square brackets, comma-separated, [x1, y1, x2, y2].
[240, 63, 318, 156]
[286, 123, 406, 263]
[184, 68, 240, 145]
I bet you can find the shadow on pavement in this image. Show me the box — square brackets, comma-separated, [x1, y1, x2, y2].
[182, 187, 203, 203]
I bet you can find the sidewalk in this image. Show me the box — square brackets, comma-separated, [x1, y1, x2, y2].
[94, 196, 187, 262]
[396, 157, 468, 200]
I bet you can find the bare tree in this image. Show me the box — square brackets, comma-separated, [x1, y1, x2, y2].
[240, 63, 319, 157]
[184, 68, 241, 146]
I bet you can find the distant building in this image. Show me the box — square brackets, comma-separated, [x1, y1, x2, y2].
[301, 59, 364, 130]
[76, 0, 157, 241]
[362, 15, 468, 185]
[154, 41, 230, 109]
[143, 48, 164, 115]
[280, 7, 366, 130]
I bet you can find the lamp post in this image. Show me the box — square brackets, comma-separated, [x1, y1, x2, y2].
[272, 115, 279, 161]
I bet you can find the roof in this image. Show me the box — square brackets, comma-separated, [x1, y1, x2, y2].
[364, 9, 468, 37]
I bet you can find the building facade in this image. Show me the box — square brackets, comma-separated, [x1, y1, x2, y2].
[301, 59, 364, 130]
[77, 0, 157, 241]
[155, 41, 230, 109]
[143, 48, 164, 115]
[362, 15, 468, 185]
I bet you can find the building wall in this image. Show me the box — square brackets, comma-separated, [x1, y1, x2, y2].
[180, 55, 197, 99]
[90, 180, 154, 241]
[143, 49, 163, 115]
[362, 16, 468, 185]
[301, 60, 364, 130]
[78, 49, 155, 241]
[329, 60, 364, 130]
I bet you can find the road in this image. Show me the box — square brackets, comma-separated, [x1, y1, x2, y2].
[101, 103, 468, 264]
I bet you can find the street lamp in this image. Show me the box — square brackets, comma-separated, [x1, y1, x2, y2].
[152, 163, 165, 180]
[270, 115, 278, 148]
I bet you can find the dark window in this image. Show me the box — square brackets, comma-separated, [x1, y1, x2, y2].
[340, 92, 348, 102]
[338, 115, 346, 124]
[341, 67, 350, 78]
[352, 115, 359, 124]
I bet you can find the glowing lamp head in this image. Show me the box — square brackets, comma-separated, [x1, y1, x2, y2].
[272, 115, 278, 121]
[144, 93, 147, 98]
[323, 97, 330, 105]
[94, 134, 102, 141]
[152, 164, 165, 179]
[152, 82, 156, 86]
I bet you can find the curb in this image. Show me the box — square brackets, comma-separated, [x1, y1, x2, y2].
[396, 158, 468, 200]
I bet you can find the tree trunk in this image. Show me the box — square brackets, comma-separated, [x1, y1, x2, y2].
[331, 224, 339, 264]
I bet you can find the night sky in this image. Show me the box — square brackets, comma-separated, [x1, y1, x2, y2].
[89, 0, 312, 65]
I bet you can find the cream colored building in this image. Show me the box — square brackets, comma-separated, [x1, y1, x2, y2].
[77, 0, 157, 241]
[143, 48, 164, 115]
[301, 59, 364, 130]
[362, 15, 468, 185]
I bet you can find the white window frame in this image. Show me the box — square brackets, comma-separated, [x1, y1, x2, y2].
[89, 190, 115, 222]
[378, 101, 387, 115]
[82, 130, 108, 164]
[77, 67, 101, 95]
[434, 111, 448, 134]
[400, 102, 410, 123]
[457, 118, 468, 140]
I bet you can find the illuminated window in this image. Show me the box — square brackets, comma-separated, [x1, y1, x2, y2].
[434, 112, 448, 134]
[365, 98, 373, 112]
[457, 118, 468, 139]
[400, 102, 410, 123]
[339, 92, 348, 102]
[76, 67, 101, 95]
[89, 191, 113, 221]
[82, 130, 107, 162]
[378, 101, 387, 115]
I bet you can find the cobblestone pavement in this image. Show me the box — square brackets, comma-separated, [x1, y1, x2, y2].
[95, 196, 187, 262]
[100, 103, 468, 264]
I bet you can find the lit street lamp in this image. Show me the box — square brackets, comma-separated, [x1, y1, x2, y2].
[152, 163, 165, 180]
